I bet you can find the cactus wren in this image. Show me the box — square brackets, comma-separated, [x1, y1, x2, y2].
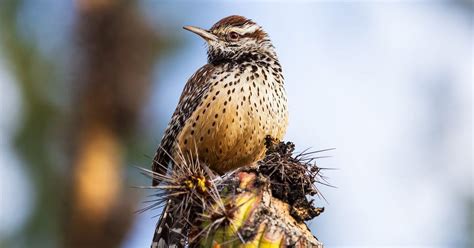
[152, 15, 288, 247]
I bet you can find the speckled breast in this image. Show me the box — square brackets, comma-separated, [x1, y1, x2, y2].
[177, 62, 288, 174]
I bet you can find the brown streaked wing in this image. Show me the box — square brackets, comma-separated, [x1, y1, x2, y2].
[152, 64, 216, 186]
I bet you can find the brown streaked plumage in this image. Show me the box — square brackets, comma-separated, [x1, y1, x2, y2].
[211, 15, 253, 30]
[152, 15, 288, 247]
[211, 15, 267, 41]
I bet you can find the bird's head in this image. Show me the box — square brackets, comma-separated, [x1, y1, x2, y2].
[184, 15, 276, 64]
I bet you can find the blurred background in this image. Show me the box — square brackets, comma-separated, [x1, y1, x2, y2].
[0, 0, 472, 247]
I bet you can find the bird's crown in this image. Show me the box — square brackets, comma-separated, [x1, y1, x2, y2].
[209, 15, 267, 43]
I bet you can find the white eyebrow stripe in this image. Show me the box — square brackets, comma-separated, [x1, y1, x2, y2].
[229, 25, 260, 35]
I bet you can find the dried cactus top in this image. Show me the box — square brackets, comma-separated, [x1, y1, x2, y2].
[143, 137, 330, 247]
[246, 136, 326, 222]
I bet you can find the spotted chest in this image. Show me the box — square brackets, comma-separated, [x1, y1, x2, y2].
[176, 61, 288, 173]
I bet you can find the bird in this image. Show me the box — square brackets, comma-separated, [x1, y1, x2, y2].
[151, 15, 288, 247]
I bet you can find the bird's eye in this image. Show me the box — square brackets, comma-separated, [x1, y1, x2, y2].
[227, 32, 240, 41]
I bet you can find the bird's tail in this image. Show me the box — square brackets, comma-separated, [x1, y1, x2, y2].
[151, 200, 173, 248]
[151, 200, 185, 248]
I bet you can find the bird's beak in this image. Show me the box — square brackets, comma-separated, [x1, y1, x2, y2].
[183, 26, 218, 42]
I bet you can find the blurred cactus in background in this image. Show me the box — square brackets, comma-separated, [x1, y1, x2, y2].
[0, 0, 166, 247]
[64, 0, 157, 247]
